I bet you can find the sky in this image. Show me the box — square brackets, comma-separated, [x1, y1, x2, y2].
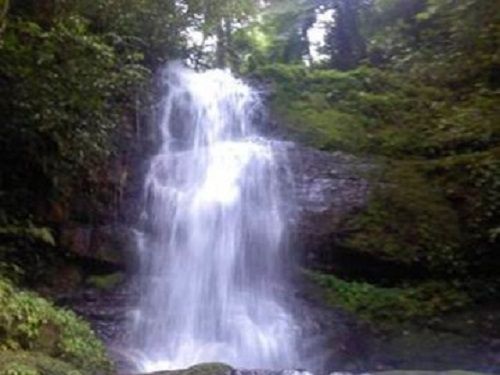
[307, 8, 334, 63]
[186, 3, 335, 67]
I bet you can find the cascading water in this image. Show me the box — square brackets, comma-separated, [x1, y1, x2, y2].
[130, 64, 299, 373]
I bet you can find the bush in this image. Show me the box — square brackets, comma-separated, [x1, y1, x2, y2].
[258, 63, 499, 284]
[307, 271, 471, 323]
[344, 164, 463, 274]
[255, 64, 444, 155]
[0, 279, 111, 374]
[0, 351, 82, 375]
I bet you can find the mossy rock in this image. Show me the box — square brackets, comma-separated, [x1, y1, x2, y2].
[373, 372, 487, 375]
[0, 279, 112, 374]
[259, 63, 500, 284]
[344, 163, 462, 273]
[307, 271, 470, 323]
[86, 273, 124, 291]
[0, 351, 82, 375]
[257, 64, 442, 155]
[151, 363, 233, 375]
[182, 363, 233, 375]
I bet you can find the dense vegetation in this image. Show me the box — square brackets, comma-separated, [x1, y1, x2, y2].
[0, 279, 111, 374]
[0, 0, 499, 370]
[246, 0, 499, 324]
[0, 0, 257, 371]
[0, 0, 257, 281]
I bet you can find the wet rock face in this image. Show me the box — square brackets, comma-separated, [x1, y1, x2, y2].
[60, 223, 137, 269]
[280, 143, 372, 267]
[59, 142, 371, 273]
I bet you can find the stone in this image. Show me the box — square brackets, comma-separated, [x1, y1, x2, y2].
[60, 223, 136, 268]
[148, 363, 233, 375]
[372, 372, 487, 375]
[87, 272, 125, 291]
[278, 142, 372, 267]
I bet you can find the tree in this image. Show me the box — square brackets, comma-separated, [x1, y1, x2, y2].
[322, 0, 369, 70]
[0, 0, 8, 39]
[184, 0, 256, 68]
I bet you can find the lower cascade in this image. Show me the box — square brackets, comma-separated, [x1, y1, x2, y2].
[130, 64, 300, 372]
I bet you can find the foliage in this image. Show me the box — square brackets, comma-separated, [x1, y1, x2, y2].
[0, 223, 55, 247]
[0, 279, 111, 374]
[0, 0, 8, 39]
[0, 219, 56, 283]
[0, 0, 498, 347]
[75, 0, 188, 66]
[322, 0, 370, 70]
[0, 0, 260, 225]
[364, 0, 500, 88]
[257, 33, 499, 279]
[0, 351, 82, 375]
[181, 0, 257, 68]
[345, 164, 463, 273]
[255, 64, 444, 154]
[307, 271, 471, 323]
[0, 15, 148, 220]
[0, 0, 258, 294]
[257, 0, 500, 310]
[232, 0, 317, 72]
[426, 150, 500, 274]
[86, 273, 124, 291]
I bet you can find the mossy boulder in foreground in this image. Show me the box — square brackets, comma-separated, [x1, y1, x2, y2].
[150, 363, 233, 375]
[374, 372, 487, 375]
[0, 279, 112, 374]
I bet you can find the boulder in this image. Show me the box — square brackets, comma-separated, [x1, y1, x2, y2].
[147, 363, 233, 375]
[371, 372, 487, 375]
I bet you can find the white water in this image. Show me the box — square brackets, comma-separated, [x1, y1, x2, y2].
[130, 65, 299, 372]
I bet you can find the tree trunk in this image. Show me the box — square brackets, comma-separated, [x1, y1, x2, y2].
[215, 19, 227, 68]
[329, 0, 366, 70]
[0, 0, 9, 39]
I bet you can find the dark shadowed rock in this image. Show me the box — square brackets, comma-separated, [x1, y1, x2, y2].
[277, 142, 372, 267]
[60, 223, 136, 268]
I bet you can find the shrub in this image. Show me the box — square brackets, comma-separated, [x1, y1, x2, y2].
[307, 271, 471, 323]
[0, 351, 82, 375]
[0, 280, 112, 374]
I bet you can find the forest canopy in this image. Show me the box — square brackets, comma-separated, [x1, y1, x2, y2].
[0, 0, 499, 333]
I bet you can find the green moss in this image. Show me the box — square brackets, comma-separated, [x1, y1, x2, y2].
[345, 164, 463, 273]
[0, 279, 112, 374]
[0, 351, 82, 375]
[423, 95, 499, 156]
[427, 150, 500, 243]
[257, 64, 443, 154]
[260, 65, 371, 151]
[258, 64, 499, 159]
[373, 372, 486, 375]
[307, 271, 471, 323]
[281, 105, 367, 152]
[151, 363, 233, 375]
[86, 273, 124, 291]
[181, 363, 232, 375]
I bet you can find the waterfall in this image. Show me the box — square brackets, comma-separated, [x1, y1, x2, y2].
[130, 64, 299, 372]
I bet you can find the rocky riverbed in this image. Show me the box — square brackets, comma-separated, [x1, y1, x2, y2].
[58, 145, 500, 375]
[61, 276, 500, 375]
